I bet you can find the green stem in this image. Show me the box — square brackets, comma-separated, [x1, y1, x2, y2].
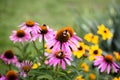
[54, 65, 59, 79]
[27, 74, 30, 80]
[41, 34, 46, 65]
[77, 57, 85, 70]
[32, 41, 39, 53]
[30, 32, 39, 54]
[8, 64, 11, 70]
[20, 43, 24, 59]
[42, 34, 45, 56]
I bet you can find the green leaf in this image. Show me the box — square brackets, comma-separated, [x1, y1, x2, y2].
[37, 74, 53, 80]
[23, 43, 29, 53]
[57, 71, 66, 76]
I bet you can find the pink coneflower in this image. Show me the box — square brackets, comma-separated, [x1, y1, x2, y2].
[19, 20, 39, 33]
[6, 70, 18, 80]
[48, 50, 72, 69]
[32, 24, 55, 42]
[9, 29, 31, 43]
[0, 73, 6, 80]
[46, 26, 82, 54]
[0, 50, 18, 65]
[19, 60, 33, 77]
[94, 54, 120, 74]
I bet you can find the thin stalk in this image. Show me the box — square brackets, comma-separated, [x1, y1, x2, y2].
[27, 74, 30, 80]
[30, 32, 39, 54]
[54, 65, 59, 79]
[20, 43, 24, 59]
[77, 57, 85, 70]
[32, 41, 39, 53]
[42, 34, 45, 56]
[8, 64, 11, 70]
[41, 34, 46, 65]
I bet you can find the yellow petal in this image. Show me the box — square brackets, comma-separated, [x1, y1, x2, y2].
[89, 56, 95, 61]
[32, 63, 39, 69]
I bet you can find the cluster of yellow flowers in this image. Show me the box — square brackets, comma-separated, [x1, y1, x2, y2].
[73, 24, 116, 80]
[73, 24, 113, 61]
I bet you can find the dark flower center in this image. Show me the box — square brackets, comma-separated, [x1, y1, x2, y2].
[104, 30, 107, 33]
[93, 50, 98, 55]
[78, 46, 83, 50]
[64, 26, 74, 37]
[26, 20, 35, 27]
[56, 51, 65, 59]
[16, 30, 25, 38]
[104, 54, 113, 63]
[4, 50, 14, 59]
[22, 65, 31, 73]
[6, 70, 17, 80]
[40, 24, 48, 34]
[91, 35, 94, 39]
[56, 29, 70, 43]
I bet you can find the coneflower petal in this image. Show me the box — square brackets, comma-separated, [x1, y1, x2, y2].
[100, 62, 107, 72]
[112, 64, 118, 73]
[107, 64, 111, 74]
[62, 60, 66, 69]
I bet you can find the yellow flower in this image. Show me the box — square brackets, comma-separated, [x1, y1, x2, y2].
[89, 73, 96, 80]
[73, 42, 86, 58]
[84, 33, 99, 44]
[45, 48, 51, 53]
[75, 75, 84, 80]
[113, 76, 120, 80]
[114, 51, 120, 61]
[81, 62, 89, 72]
[45, 44, 51, 53]
[89, 45, 102, 61]
[97, 24, 112, 40]
[32, 63, 41, 69]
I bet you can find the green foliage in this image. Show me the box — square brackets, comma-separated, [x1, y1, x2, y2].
[75, 1, 120, 53]
[110, 2, 120, 52]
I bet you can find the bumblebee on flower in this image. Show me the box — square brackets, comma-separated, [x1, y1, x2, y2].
[46, 26, 82, 54]
[31, 24, 55, 42]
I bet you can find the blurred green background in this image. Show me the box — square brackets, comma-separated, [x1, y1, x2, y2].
[0, 0, 120, 52]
